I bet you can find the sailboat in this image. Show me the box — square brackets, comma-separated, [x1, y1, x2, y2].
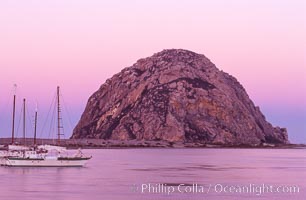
[4, 86, 92, 167]
[5, 148, 91, 167]
[0, 85, 29, 165]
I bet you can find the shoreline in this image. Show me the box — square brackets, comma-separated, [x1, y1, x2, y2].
[0, 138, 305, 149]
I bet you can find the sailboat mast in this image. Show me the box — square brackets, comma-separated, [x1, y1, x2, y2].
[11, 85, 17, 144]
[23, 98, 26, 146]
[34, 104, 37, 146]
[57, 86, 61, 146]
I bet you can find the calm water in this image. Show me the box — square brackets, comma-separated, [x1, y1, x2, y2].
[0, 149, 305, 200]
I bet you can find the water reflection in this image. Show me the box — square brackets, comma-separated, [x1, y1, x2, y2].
[0, 149, 305, 200]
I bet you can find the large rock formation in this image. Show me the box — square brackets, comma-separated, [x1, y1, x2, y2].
[72, 49, 288, 145]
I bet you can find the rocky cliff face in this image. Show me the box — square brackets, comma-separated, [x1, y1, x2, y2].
[72, 49, 288, 145]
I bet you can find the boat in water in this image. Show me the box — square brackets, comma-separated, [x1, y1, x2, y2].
[2, 145, 91, 167]
[5, 147, 91, 167]
[1, 86, 92, 167]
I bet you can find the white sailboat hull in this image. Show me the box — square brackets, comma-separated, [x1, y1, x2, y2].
[5, 157, 90, 167]
[0, 150, 24, 166]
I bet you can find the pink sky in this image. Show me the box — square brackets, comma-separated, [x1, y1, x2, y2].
[0, 0, 305, 143]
